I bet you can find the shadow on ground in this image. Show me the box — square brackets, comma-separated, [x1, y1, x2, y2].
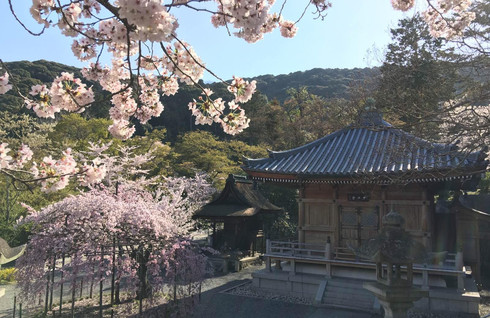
[192, 278, 376, 318]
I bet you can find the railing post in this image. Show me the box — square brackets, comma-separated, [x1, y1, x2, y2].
[290, 260, 296, 276]
[456, 251, 465, 291]
[457, 272, 465, 291]
[325, 237, 331, 260]
[422, 265, 429, 290]
[325, 263, 332, 279]
[265, 239, 271, 271]
[455, 251, 463, 270]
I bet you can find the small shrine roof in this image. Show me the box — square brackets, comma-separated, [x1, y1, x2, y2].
[455, 194, 490, 219]
[194, 174, 283, 219]
[243, 111, 487, 184]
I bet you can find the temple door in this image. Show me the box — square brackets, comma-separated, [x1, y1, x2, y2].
[339, 206, 379, 248]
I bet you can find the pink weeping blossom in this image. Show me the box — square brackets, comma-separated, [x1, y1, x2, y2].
[16, 176, 215, 305]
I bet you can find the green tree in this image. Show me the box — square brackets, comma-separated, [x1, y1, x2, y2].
[375, 14, 459, 140]
[48, 113, 114, 151]
[173, 130, 267, 188]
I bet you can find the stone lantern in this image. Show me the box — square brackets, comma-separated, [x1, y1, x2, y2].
[355, 211, 429, 318]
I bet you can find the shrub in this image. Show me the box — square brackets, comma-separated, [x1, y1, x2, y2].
[0, 267, 16, 283]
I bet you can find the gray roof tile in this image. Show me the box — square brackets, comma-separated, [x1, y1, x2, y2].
[243, 113, 486, 181]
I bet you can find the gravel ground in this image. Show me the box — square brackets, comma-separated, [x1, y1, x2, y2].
[226, 281, 312, 305]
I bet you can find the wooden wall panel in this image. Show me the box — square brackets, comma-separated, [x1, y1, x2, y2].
[305, 231, 329, 244]
[305, 203, 333, 226]
[304, 184, 333, 199]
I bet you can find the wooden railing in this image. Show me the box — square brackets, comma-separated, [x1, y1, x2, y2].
[268, 241, 329, 259]
[264, 239, 467, 290]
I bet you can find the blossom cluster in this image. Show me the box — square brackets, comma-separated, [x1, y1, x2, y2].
[0, 143, 33, 169]
[423, 0, 475, 38]
[25, 72, 94, 119]
[188, 85, 251, 135]
[391, 0, 415, 11]
[0, 142, 112, 192]
[30, 148, 78, 192]
[0, 72, 12, 94]
[390, 0, 476, 39]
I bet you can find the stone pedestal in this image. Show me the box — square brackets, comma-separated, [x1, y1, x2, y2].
[364, 282, 428, 318]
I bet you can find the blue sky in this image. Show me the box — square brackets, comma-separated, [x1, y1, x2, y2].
[0, 1, 415, 82]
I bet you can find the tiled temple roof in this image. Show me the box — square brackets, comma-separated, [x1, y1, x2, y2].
[242, 112, 487, 184]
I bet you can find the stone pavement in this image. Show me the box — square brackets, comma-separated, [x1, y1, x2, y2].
[193, 264, 376, 318]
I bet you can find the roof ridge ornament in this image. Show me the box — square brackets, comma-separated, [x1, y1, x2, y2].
[357, 98, 384, 127]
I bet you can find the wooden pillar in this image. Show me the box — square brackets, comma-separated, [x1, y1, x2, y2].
[387, 262, 393, 285]
[298, 184, 306, 243]
[407, 264, 413, 285]
[421, 187, 432, 251]
[381, 186, 387, 230]
[475, 219, 482, 284]
[376, 262, 383, 281]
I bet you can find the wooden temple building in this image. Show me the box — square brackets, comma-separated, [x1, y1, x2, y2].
[194, 174, 283, 255]
[241, 111, 488, 314]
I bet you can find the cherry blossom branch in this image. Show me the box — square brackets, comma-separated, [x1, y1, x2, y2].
[7, 0, 46, 36]
[171, 35, 228, 84]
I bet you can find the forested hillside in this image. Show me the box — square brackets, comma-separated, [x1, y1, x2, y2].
[251, 67, 379, 102]
[0, 60, 375, 142]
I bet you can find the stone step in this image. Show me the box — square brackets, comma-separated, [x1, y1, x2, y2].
[321, 280, 375, 310]
[327, 279, 369, 289]
[323, 292, 374, 306]
[324, 289, 373, 300]
[323, 295, 374, 309]
[324, 285, 373, 298]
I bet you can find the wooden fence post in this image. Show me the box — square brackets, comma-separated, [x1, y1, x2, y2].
[111, 236, 116, 318]
[59, 253, 65, 316]
[71, 280, 76, 318]
[45, 267, 50, 315]
[99, 246, 104, 318]
[50, 256, 55, 311]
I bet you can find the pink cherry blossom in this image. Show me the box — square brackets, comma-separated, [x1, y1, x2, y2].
[391, 0, 415, 11]
[0, 72, 13, 94]
[279, 20, 298, 38]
